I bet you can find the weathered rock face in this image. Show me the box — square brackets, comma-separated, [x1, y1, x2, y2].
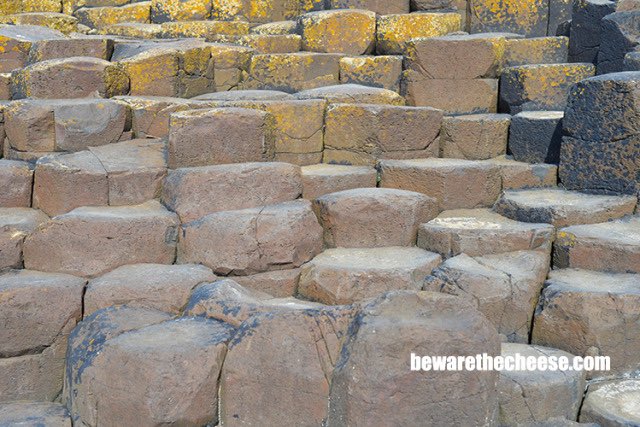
[440, 113, 510, 160]
[0, 402, 71, 427]
[312, 188, 439, 248]
[560, 72, 640, 195]
[568, 0, 616, 63]
[580, 379, 640, 426]
[220, 305, 356, 426]
[298, 10, 376, 55]
[0, 208, 49, 270]
[0, 270, 85, 402]
[85, 263, 216, 316]
[376, 13, 462, 55]
[301, 164, 376, 200]
[498, 343, 586, 425]
[0, 160, 33, 207]
[298, 247, 442, 305]
[509, 111, 563, 164]
[469, 0, 549, 36]
[597, 11, 640, 75]
[532, 269, 640, 376]
[328, 291, 500, 426]
[179, 200, 323, 275]
[425, 250, 549, 342]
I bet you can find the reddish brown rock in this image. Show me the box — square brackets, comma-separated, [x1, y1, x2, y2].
[85, 263, 216, 316]
[179, 200, 323, 275]
[0, 208, 48, 270]
[301, 164, 377, 199]
[328, 291, 500, 426]
[379, 158, 502, 210]
[24, 201, 179, 277]
[168, 107, 275, 168]
[485, 156, 558, 189]
[440, 114, 510, 160]
[313, 188, 439, 248]
[232, 268, 301, 298]
[0, 159, 33, 207]
[161, 162, 302, 222]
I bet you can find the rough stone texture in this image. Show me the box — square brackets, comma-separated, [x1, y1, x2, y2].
[295, 83, 405, 105]
[323, 103, 440, 166]
[0, 12, 78, 34]
[168, 107, 275, 168]
[184, 278, 320, 326]
[379, 158, 502, 210]
[23, 201, 179, 277]
[494, 188, 637, 227]
[3, 99, 128, 155]
[299, 247, 442, 305]
[554, 215, 640, 274]
[580, 379, 640, 426]
[560, 72, 640, 195]
[402, 73, 498, 114]
[242, 52, 342, 93]
[179, 200, 323, 275]
[150, 0, 209, 22]
[440, 113, 510, 160]
[376, 12, 462, 54]
[221, 305, 356, 426]
[28, 36, 114, 63]
[85, 263, 216, 316]
[162, 162, 302, 222]
[0, 270, 85, 402]
[418, 208, 555, 258]
[160, 20, 249, 39]
[568, 0, 616, 63]
[339, 55, 403, 91]
[328, 291, 500, 426]
[299, 10, 376, 55]
[70, 318, 233, 426]
[405, 33, 507, 79]
[0, 208, 49, 270]
[313, 188, 439, 248]
[301, 164, 377, 200]
[486, 156, 558, 189]
[470, 0, 549, 36]
[425, 250, 549, 342]
[509, 111, 564, 164]
[0, 25, 65, 73]
[251, 20, 297, 35]
[499, 63, 595, 114]
[498, 343, 586, 425]
[75, 3, 151, 29]
[65, 306, 172, 424]
[0, 160, 33, 207]
[330, 0, 410, 14]
[193, 89, 294, 102]
[10, 57, 129, 99]
[0, 402, 71, 426]
[597, 11, 640, 75]
[624, 51, 640, 71]
[33, 140, 166, 216]
[502, 36, 569, 67]
[232, 268, 301, 298]
[532, 268, 640, 376]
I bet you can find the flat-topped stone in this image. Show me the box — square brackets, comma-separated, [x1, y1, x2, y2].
[555, 215, 640, 274]
[485, 156, 558, 190]
[379, 158, 502, 210]
[375, 12, 462, 54]
[192, 89, 294, 101]
[498, 343, 586, 425]
[184, 278, 320, 326]
[313, 188, 439, 248]
[298, 9, 376, 55]
[294, 83, 404, 105]
[509, 111, 564, 164]
[532, 268, 640, 376]
[301, 164, 376, 199]
[298, 247, 442, 305]
[494, 188, 637, 227]
[418, 208, 555, 258]
[580, 379, 640, 426]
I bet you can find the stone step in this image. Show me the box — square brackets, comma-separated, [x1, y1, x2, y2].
[485, 156, 558, 190]
[300, 163, 376, 200]
[33, 139, 166, 217]
[27, 34, 113, 63]
[379, 158, 502, 210]
[0, 208, 48, 271]
[502, 36, 569, 68]
[0, 24, 66, 73]
[0, 12, 78, 34]
[85, 263, 216, 317]
[376, 12, 461, 55]
[494, 188, 637, 227]
[339, 55, 403, 92]
[298, 246, 442, 305]
[162, 162, 301, 223]
[554, 215, 640, 274]
[312, 188, 439, 248]
[75, 2, 151, 29]
[498, 343, 586, 426]
[0, 269, 85, 402]
[298, 9, 376, 56]
[294, 83, 404, 105]
[440, 113, 510, 161]
[509, 111, 564, 164]
[425, 250, 549, 342]
[532, 268, 640, 376]
[580, 379, 640, 426]
[418, 208, 555, 258]
[178, 199, 323, 275]
[23, 200, 179, 277]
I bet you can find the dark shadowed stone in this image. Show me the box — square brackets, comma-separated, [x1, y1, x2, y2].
[509, 111, 563, 164]
[597, 11, 640, 75]
[568, 0, 616, 63]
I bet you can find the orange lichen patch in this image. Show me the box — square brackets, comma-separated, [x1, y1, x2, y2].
[237, 34, 301, 54]
[470, 0, 548, 37]
[62, 0, 130, 15]
[0, 12, 78, 34]
[339, 55, 403, 91]
[151, 0, 211, 21]
[99, 22, 163, 38]
[160, 20, 250, 38]
[1, 0, 61, 15]
[376, 13, 462, 54]
[503, 36, 569, 67]
[300, 10, 376, 55]
[120, 50, 181, 97]
[76, 2, 151, 29]
[211, 0, 245, 20]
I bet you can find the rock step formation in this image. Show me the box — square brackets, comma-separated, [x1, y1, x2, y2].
[1, 0, 640, 425]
